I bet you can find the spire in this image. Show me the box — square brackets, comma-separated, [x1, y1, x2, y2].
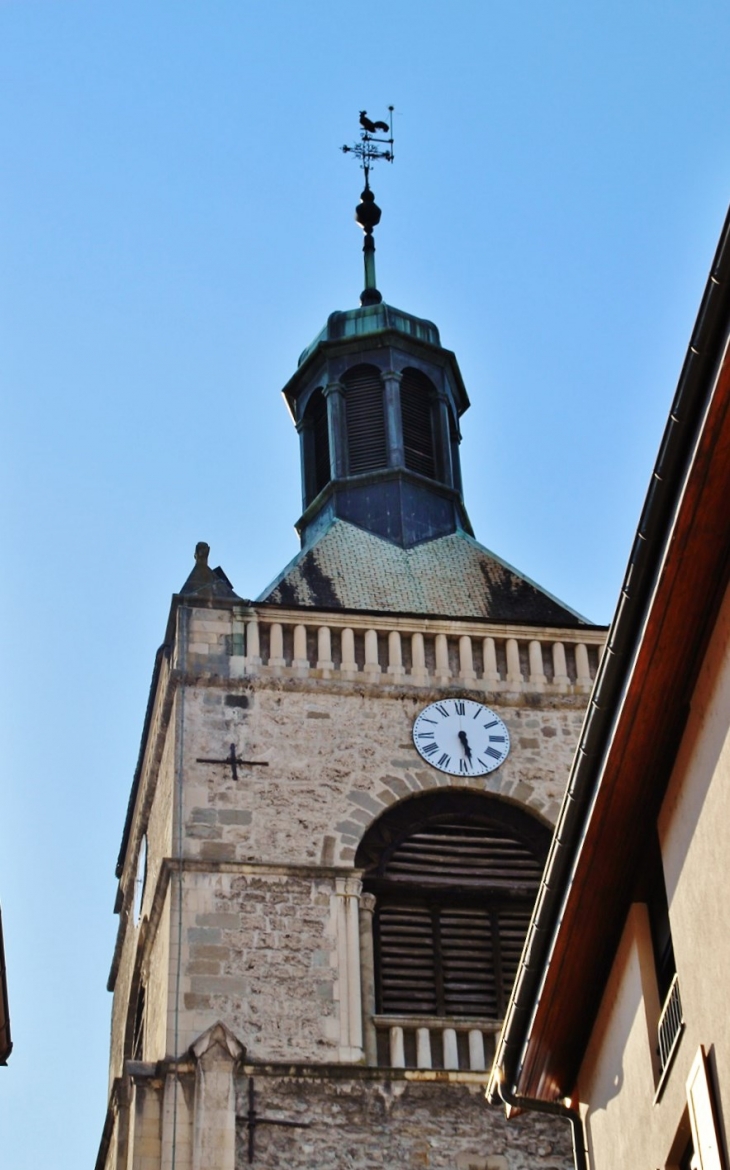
[342, 108, 394, 307]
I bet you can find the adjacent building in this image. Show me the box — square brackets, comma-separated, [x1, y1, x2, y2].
[489, 205, 730, 1170]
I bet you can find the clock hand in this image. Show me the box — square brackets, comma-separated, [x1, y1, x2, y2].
[458, 730, 473, 762]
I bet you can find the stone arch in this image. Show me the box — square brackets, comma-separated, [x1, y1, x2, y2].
[353, 789, 551, 1022]
[332, 771, 554, 865]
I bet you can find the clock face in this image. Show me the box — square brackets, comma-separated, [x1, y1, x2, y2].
[413, 699, 511, 776]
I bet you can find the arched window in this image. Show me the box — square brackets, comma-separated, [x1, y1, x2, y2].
[356, 791, 550, 1020]
[304, 387, 331, 500]
[400, 368, 437, 480]
[343, 364, 387, 475]
[131, 983, 146, 1060]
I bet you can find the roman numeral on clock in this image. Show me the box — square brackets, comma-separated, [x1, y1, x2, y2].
[437, 753, 451, 768]
[435, 704, 449, 718]
[422, 743, 439, 756]
[485, 746, 502, 760]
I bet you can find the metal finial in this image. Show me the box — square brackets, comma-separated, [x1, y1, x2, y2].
[341, 107, 395, 306]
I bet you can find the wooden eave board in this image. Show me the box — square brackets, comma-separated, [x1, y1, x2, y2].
[518, 348, 730, 1102]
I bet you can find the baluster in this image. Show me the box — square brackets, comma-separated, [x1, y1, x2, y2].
[506, 638, 523, 688]
[528, 640, 546, 689]
[341, 628, 358, 677]
[552, 640, 570, 690]
[269, 622, 285, 669]
[230, 612, 247, 679]
[317, 626, 334, 674]
[416, 1028, 432, 1070]
[575, 642, 592, 690]
[468, 1029, 486, 1071]
[435, 633, 451, 683]
[458, 635, 476, 683]
[246, 618, 261, 673]
[389, 1026, 405, 1069]
[363, 629, 381, 679]
[388, 630, 405, 680]
[442, 1027, 459, 1070]
[410, 632, 428, 684]
[293, 624, 309, 672]
[482, 637, 501, 687]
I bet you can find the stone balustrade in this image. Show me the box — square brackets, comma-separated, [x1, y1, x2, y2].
[373, 1016, 501, 1072]
[188, 607, 605, 695]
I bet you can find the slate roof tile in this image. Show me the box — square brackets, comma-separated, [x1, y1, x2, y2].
[258, 520, 588, 626]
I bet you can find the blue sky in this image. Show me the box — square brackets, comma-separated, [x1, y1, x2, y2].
[2, 2, 730, 1165]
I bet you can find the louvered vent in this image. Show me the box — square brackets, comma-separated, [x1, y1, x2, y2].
[377, 905, 437, 1015]
[383, 821, 545, 890]
[308, 388, 331, 497]
[400, 368, 437, 479]
[370, 814, 546, 1019]
[344, 365, 388, 474]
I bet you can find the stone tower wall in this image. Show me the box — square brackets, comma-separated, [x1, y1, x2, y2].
[98, 599, 603, 1170]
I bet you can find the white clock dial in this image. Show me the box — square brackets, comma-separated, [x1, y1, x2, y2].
[413, 699, 510, 776]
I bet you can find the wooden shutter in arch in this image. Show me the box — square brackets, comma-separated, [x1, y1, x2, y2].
[343, 365, 388, 474]
[360, 799, 549, 1020]
[400, 368, 437, 480]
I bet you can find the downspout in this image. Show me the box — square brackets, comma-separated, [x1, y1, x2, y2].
[490, 1073, 589, 1170]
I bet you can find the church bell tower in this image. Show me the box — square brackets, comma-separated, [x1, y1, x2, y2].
[96, 113, 605, 1170]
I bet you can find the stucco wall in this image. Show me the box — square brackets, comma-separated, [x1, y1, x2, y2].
[578, 578, 730, 1168]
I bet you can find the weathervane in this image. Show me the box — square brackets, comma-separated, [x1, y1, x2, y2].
[341, 108, 395, 306]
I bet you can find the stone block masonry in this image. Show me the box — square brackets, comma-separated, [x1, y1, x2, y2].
[233, 1073, 572, 1170]
[176, 871, 340, 1063]
[99, 598, 602, 1170]
[180, 680, 588, 869]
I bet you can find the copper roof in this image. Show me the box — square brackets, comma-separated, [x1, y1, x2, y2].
[258, 519, 588, 624]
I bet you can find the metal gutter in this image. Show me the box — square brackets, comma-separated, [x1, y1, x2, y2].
[489, 201, 730, 1105]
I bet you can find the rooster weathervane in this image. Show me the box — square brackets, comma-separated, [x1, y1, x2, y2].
[341, 107, 395, 306]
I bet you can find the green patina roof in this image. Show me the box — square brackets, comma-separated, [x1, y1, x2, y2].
[298, 302, 441, 368]
[258, 518, 590, 625]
